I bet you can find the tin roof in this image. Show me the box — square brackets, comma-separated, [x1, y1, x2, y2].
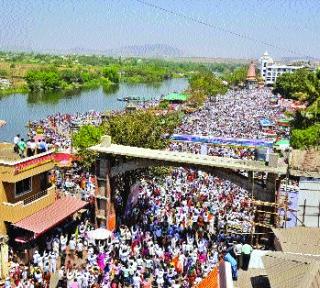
[13, 197, 87, 235]
[263, 252, 320, 288]
[272, 227, 320, 255]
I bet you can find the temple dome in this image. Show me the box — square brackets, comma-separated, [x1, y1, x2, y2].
[246, 61, 257, 80]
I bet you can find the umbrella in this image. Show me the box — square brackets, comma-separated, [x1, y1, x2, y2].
[87, 228, 113, 240]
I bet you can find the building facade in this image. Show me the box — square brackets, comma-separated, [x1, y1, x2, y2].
[0, 150, 56, 235]
[259, 51, 302, 85]
[0, 145, 87, 277]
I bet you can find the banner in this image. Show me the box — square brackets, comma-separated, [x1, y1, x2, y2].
[15, 153, 54, 174]
[170, 134, 274, 148]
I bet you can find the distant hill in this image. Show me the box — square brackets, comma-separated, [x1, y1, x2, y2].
[104, 44, 184, 58]
[280, 56, 320, 63]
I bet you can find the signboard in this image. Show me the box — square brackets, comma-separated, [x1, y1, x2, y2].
[15, 154, 54, 174]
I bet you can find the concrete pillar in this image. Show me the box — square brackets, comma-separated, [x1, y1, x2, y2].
[265, 173, 278, 202]
[0, 235, 9, 280]
[105, 159, 116, 231]
[101, 136, 112, 147]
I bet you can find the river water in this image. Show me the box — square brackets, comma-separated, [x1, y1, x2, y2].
[0, 78, 188, 142]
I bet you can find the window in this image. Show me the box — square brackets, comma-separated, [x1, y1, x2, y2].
[15, 177, 32, 197]
[39, 172, 49, 190]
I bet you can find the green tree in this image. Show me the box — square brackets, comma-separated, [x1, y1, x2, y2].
[291, 124, 320, 149]
[0, 69, 8, 77]
[273, 68, 318, 101]
[72, 125, 105, 168]
[102, 66, 120, 84]
[25, 69, 60, 91]
[223, 66, 247, 86]
[188, 71, 228, 106]
[72, 125, 104, 149]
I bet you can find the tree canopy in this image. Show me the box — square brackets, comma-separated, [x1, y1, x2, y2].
[102, 66, 120, 84]
[273, 68, 319, 102]
[223, 66, 247, 86]
[274, 68, 320, 149]
[188, 71, 228, 107]
[72, 110, 182, 167]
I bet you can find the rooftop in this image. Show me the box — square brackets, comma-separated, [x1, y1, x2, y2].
[13, 196, 87, 235]
[0, 142, 21, 161]
[262, 252, 320, 288]
[163, 92, 188, 102]
[0, 142, 54, 165]
[290, 148, 320, 178]
[273, 227, 320, 255]
[89, 137, 287, 174]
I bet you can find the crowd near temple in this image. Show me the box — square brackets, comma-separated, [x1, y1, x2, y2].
[0, 52, 319, 288]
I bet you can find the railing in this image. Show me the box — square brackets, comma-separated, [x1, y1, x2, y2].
[23, 189, 49, 205]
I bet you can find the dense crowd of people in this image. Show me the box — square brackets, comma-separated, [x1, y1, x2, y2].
[5, 88, 284, 287]
[169, 88, 284, 160]
[174, 88, 281, 139]
[5, 167, 254, 287]
[51, 163, 96, 201]
[169, 142, 256, 160]
[26, 111, 103, 152]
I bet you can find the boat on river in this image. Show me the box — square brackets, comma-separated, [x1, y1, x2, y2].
[117, 96, 141, 102]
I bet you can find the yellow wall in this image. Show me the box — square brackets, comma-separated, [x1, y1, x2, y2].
[0, 161, 54, 183]
[0, 156, 56, 235]
[0, 185, 56, 234]
[2, 174, 43, 204]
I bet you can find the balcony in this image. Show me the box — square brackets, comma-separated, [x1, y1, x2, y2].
[0, 185, 56, 224]
[23, 189, 49, 205]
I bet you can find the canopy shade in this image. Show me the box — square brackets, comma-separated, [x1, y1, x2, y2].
[274, 139, 290, 150]
[163, 93, 188, 102]
[13, 197, 87, 236]
[260, 118, 274, 127]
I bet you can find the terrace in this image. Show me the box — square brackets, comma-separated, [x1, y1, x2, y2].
[0, 142, 55, 182]
[0, 142, 21, 162]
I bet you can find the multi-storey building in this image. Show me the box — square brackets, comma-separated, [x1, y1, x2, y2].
[259, 51, 302, 85]
[0, 143, 86, 277]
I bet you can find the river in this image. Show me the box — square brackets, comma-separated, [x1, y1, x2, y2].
[0, 78, 188, 142]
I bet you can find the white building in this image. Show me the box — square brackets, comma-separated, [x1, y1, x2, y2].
[259, 51, 302, 85]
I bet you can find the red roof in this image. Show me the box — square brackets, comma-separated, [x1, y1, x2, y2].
[14, 197, 87, 235]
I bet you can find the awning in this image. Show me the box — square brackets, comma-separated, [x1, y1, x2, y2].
[163, 93, 188, 102]
[13, 197, 87, 236]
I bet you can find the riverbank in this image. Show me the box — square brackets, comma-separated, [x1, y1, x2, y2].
[0, 78, 188, 141]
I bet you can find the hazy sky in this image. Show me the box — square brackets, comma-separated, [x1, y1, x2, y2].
[0, 0, 319, 58]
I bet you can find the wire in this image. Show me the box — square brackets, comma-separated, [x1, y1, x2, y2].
[133, 0, 314, 59]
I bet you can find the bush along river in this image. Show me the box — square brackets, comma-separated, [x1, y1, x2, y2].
[0, 78, 188, 142]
